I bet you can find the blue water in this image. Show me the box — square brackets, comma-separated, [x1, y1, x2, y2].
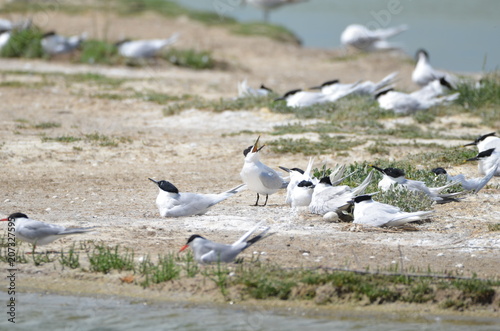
[2, 292, 499, 330]
[175, 0, 500, 73]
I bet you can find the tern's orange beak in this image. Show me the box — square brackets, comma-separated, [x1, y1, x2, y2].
[251, 135, 261, 153]
[0, 218, 8, 222]
[179, 244, 189, 253]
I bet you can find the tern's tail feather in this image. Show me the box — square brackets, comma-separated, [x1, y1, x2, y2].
[234, 220, 265, 246]
[474, 164, 498, 193]
[389, 210, 434, 226]
[374, 72, 399, 91]
[375, 24, 408, 40]
[304, 156, 315, 178]
[225, 183, 247, 195]
[245, 227, 272, 249]
[351, 170, 374, 196]
[60, 226, 98, 235]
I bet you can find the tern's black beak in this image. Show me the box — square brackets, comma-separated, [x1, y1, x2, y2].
[148, 178, 159, 185]
[370, 165, 384, 173]
[466, 156, 479, 162]
[274, 96, 285, 102]
[309, 85, 321, 90]
[462, 142, 477, 147]
[279, 166, 291, 173]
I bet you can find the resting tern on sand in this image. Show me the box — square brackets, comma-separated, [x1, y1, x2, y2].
[375, 88, 459, 115]
[310, 72, 398, 97]
[179, 221, 271, 263]
[238, 79, 273, 97]
[352, 195, 434, 227]
[279, 157, 315, 206]
[340, 24, 408, 52]
[410, 77, 454, 100]
[1, 213, 96, 247]
[116, 33, 179, 58]
[412, 49, 456, 87]
[466, 148, 500, 177]
[432, 166, 497, 193]
[371, 166, 462, 203]
[463, 132, 500, 154]
[240, 136, 287, 206]
[275, 85, 358, 108]
[309, 170, 374, 215]
[149, 178, 246, 217]
[41, 31, 87, 55]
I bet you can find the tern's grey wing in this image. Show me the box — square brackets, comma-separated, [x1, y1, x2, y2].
[259, 167, 284, 190]
[18, 220, 65, 240]
[200, 242, 240, 263]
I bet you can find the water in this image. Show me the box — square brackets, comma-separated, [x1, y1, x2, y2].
[2, 292, 499, 330]
[174, 0, 500, 73]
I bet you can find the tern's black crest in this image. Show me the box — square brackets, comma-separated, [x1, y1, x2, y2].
[439, 77, 454, 90]
[353, 195, 372, 204]
[243, 145, 253, 157]
[42, 31, 56, 38]
[416, 48, 429, 59]
[186, 234, 204, 244]
[291, 167, 305, 174]
[8, 212, 28, 220]
[319, 176, 332, 185]
[260, 84, 273, 93]
[468, 148, 496, 161]
[432, 167, 447, 175]
[375, 88, 393, 99]
[282, 89, 302, 98]
[476, 132, 497, 143]
[297, 180, 314, 188]
[383, 167, 406, 178]
[320, 79, 340, 87]
[156, 180, 179, 194]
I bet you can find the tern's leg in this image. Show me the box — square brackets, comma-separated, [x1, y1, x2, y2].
[262, 194, 269, 207]
[253, 193, 260, 206]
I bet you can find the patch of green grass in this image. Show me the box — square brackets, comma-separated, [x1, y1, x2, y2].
[79, 39, 120, 65]
[33, 122, 61, 129]
[67, 73, 125, 87]
[163, 48, 215, 69]
[59, 244, 80, 269]
[87, 244, 135, 274]
[139, 254, 180, 287]
[135, 91, 191, 104]
[41, 136, 81, 143]
[487, 224, 500, 232]
[202, 261, 231, 297]
[0, 28, 44, 58]
[268, 134, 364, 155]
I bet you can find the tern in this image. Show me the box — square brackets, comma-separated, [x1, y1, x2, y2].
[412, 49, 455, 87]
[1, 212, 96, 247]
[352, 195, 434, 227]
[238, 79, 273, 97]
[375, 88, 459, 115]
[240, 136, 287, 206]
[463, 132, 500, 153]
[340, 24, 408, 52]
[179, 221, 271, 263]
[0, 29, 11, 51]
[279, 157, 315, 206]
[371, 166, 462, 203]
[410, 77, 454, 100]
[116, 33, 179, 58]
[41, 31, 87, 55]
[245, 0, 308, 22]
[309, 171, 373, 215]
[149, 178, 246, 217]
[275, 86, 357, 108]
[466, 148, 500, 176]
[432, 166, 497, 193]
[311, 72, 398, 97]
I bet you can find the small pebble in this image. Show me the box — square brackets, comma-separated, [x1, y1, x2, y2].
[437, 253, 445, 257]
[455, 263, 464, 268]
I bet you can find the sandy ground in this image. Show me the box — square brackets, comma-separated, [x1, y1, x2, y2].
[0, 10, 499, 314]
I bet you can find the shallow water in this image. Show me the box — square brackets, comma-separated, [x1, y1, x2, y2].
[175, 0, 500, 73]
[2, 292, 499, 330]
